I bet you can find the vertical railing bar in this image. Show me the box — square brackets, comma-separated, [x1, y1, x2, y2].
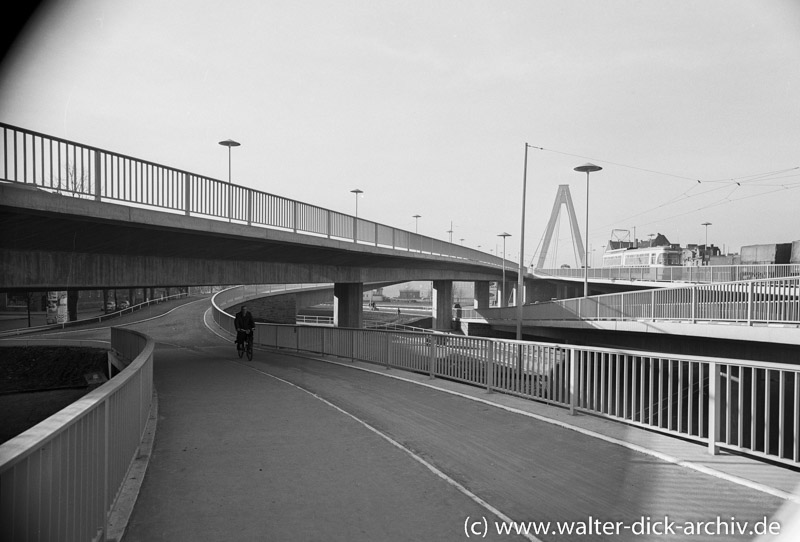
[708, 361, 721, 455]
[737, 366, 745, 448]
[764, 369, 772, 456]
[725, 364, 732, 444]
[794, 372, 799, 462]
[778, 370, 786, 459]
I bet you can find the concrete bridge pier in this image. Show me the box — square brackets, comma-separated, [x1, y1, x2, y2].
[334, 283, 363, 328]
[473, 281, 491, 309]
[431, 280, 453, 330]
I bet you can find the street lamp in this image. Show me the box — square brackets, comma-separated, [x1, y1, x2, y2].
[574, 162, 603, 297]
[498, 232, 511, 307]
[702, 222, 712, 265]
[219, 139, 240, 221]
[351, 189, 363, 218]
[413, 214, 421, 233]
[218, 139, 241, 183]
[517, 143, 532, 340]
[447, 221, 453, 243]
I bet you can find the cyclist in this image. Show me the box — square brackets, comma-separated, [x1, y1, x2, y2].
[234, 305, 255, 348]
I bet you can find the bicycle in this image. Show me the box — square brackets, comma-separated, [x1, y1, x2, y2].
[236, 329, 254, 361]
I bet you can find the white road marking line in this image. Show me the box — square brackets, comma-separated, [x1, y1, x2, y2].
[232, 359, 543, 542]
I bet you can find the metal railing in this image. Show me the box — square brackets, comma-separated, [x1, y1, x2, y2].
[464, 276, 800, 326]
[212, 290, 800, 467]
[0, 327, 155, 542]
[0, 292, 189, 338]
[535, 263, 800, 284]
[1, 122, 504, 268]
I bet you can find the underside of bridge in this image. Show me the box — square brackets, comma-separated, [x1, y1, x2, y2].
[0, 184, 507, 291]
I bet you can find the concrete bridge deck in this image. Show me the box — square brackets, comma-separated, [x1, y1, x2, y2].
[8, 297, 800, 541]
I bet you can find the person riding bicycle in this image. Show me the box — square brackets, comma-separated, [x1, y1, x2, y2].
[234, 305, 255, 347]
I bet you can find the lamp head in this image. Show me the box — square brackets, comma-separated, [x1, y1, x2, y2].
[574, 162, 602, 173]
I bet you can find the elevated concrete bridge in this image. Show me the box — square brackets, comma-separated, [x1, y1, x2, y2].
[0, 123, 527, 328]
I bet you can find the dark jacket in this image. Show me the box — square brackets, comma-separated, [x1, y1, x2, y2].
[234, 310, 255, 331]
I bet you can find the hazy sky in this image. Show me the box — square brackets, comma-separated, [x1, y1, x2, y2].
[2, 0, 799, 269]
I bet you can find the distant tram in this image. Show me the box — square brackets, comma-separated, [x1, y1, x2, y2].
[602, 245, 682, 268]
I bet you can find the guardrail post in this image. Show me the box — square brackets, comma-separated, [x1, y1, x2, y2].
[247, 190, 252, 226]
[293, 201, 298, 233]
[353, 217, 358, 243]
[651, 290, 656, 321]
[746, 281, 754, 325]
[184, 173, 190, 216]
[708, 362, 721, 455]
[429, 335, 436, 379]
[326, 210, 331, 239]
[375, 223, 379, 246]
[94, 150, 102, 201]
[385, 333, 391, 369]
[486, 340, 494, 393]
[691, 287, 697, 323]
[569, 348, 577, 415]
[227, 182, 232, 221]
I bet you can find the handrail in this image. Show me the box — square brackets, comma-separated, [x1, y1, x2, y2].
[210, 288, 800, 467]
[0, 122, 507, 270]
[534, 263, 800, 284]
[468, 276, 800, 326]
[0, 327, 156, 541]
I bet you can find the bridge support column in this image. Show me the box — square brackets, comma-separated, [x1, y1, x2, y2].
[334, 283, 363, 328]
[431, 280, 453, 330]
[497, 281, 512, 307]
[523, 278, 535, 304]
[473, 281, 491, 309]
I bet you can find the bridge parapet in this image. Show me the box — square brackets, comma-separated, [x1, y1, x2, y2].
[470, 276, 800, 328]
[0, 327, 155, 542]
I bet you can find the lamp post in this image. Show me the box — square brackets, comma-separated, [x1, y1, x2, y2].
[351, 189, 363, 217]
[702, 222, 712, 265]
[498, 232, 511, 307]
[574, 163, 602, 297]
[413, 214, 421, 233]
[219, 139, 240, 222]
[218, 139, 241, 183]
[517, 143, 532, 340]
[447, 221, 453, 243]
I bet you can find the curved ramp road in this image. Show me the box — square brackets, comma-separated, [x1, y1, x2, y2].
[31, 298, 794, 541]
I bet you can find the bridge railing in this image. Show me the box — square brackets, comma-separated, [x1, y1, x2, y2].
[534, 263, 800, 284]
[210, 290, 800, 467]
[465, 276, 800, 326]
[0, 122, 503, 268]
[0, 327, 155, 542]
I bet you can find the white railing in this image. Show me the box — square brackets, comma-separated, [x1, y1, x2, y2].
[1, 122, 503, 268]
[0, 292, 189, 337]
[0, 327, 155, 542]
[535, 263, 800, 284]
[466, 276, 800, 326]
[296, 315, 334, 326]
[211, 290, 800, 467]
